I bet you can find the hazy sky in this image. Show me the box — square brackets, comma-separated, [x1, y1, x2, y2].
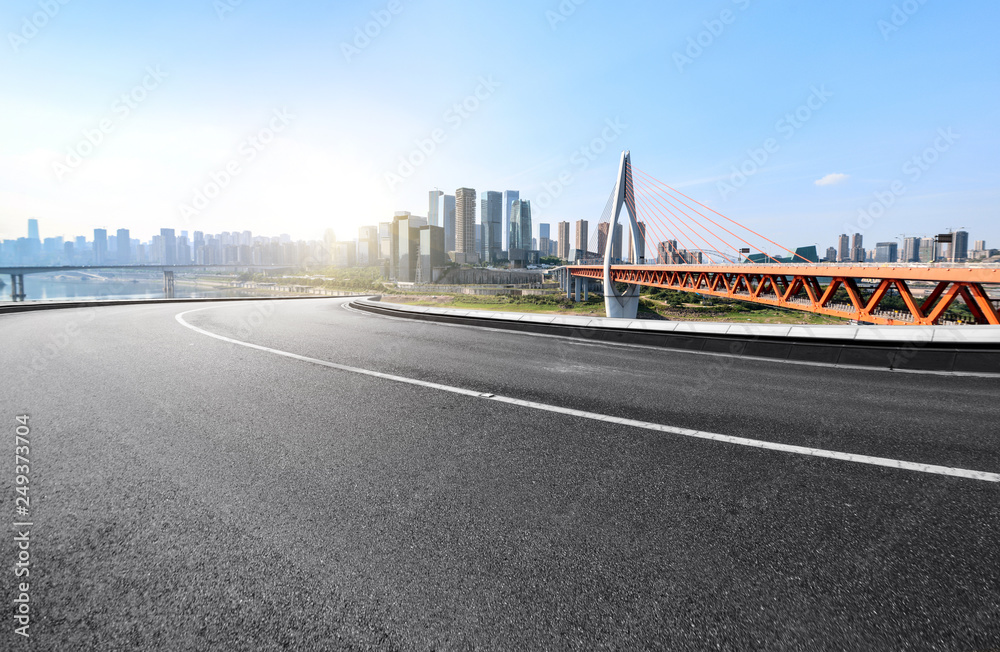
[1, 0, 997, 253]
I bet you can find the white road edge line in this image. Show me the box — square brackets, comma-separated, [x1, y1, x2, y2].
[176, 305, 1000, 483]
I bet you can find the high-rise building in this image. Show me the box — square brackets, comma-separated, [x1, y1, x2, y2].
[27, 219, 39, 242]
[443, 194, 456, 252]
[825, 246, 837, 262]
[538, 223, 551, 260]
[419, 225, 446, 283]
[837, 234, 850, 262]
[657, 240, 682, 264]
[93, 228, 108, 265]
[597, 223, 610, 260]
[952, 230, 969, 261]
[626, 222, 646, 263]
[358, 225, 379, 266]
[557, 221, 571, 260]
[428, 190, 443, 228]
[903, 236, 920, 263]
[481, 191, 502, 263]
[596, 223, 624, 262]
[851, 233, 864, 263]
[973, 239, 986, 252]
[456, 188, 476, 256]
[502, 190, 519, 253]
[116, 229, 130, 264]
[391, 213, 420, 282]
[918, 237, 936, 262]
[514, 200, 532, 251]
[378, 222, 392, 260]
[177, 235, 192, 264]
[160, 228, 176, 265]
[874, 242, 898, 263]
[574, 220, 588, 259]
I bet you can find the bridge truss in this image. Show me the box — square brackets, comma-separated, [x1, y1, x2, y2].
[567, 264, 1000, 326]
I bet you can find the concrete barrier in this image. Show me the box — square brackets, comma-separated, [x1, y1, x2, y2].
[0, 294, 372, 315]
[351, 298, 1000, 375]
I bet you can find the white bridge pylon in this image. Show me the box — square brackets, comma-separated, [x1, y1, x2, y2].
[603, 150, 644, 318]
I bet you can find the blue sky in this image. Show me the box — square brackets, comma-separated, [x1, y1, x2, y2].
[1, 0, 997, 254]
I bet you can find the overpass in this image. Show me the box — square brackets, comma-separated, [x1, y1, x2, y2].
[562, 151, 1000, 325]
[0, 264, 295, 301]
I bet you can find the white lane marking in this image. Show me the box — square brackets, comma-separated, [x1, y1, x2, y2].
[176, 305, 1000, 483]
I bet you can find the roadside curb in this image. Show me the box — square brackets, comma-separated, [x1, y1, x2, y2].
[351, 298, 1000, 375]
[0, 294, 370, 315]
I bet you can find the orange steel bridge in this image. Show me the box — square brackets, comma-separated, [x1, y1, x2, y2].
[566, 263, 1000, 326]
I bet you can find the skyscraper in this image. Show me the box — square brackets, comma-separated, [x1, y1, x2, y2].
[597, 223, 623, 261]
[116, 228, 130, 264]
[358, 225, 379, 266]
[419, 225, 445, 282]
[513, 200, 532, 251]
[851, 233, 864, 263]
[379, 222, 392, 260]
[538, 223, 551, 258]
[874, 242, 898, 263]
[919, 237, 936, 262]
[837, 234, 850, 262]
[28, 219, 39, 241]
[574, 220, 588, 259]
[443, 194, 456, 252]
[503, 190, 519, 252]
[598, 223, 610, 260]
[952, 230, 969, 261]
[93, 228, 108, 265]
[903, 237, 920, 263]
[626, 222, 646, 263]
[391, 213, 420, 282]
[428, 190, 443, 227]
[482, 191, 502, 263]
[557, 221, 570, 260]
[456, 188, 476, 256]
[160, 228, 176, 265]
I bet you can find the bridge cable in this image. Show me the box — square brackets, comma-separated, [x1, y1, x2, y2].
[634, 167, 814, 263]
[635, 175, 764, 264]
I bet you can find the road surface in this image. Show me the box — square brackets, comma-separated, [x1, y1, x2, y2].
[2, 298, 998, 650]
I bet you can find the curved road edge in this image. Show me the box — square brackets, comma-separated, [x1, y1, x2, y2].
[0, 293, 374, 315]
[350, 297, 1000, 376]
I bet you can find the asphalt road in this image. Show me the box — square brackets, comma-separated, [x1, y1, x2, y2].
[2, 297, 999, 651]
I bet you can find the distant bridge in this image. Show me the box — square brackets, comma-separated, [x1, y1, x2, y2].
[1, 264, 295, 301]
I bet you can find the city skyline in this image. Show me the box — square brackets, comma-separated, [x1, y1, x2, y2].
[1, 2, 997, 248]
